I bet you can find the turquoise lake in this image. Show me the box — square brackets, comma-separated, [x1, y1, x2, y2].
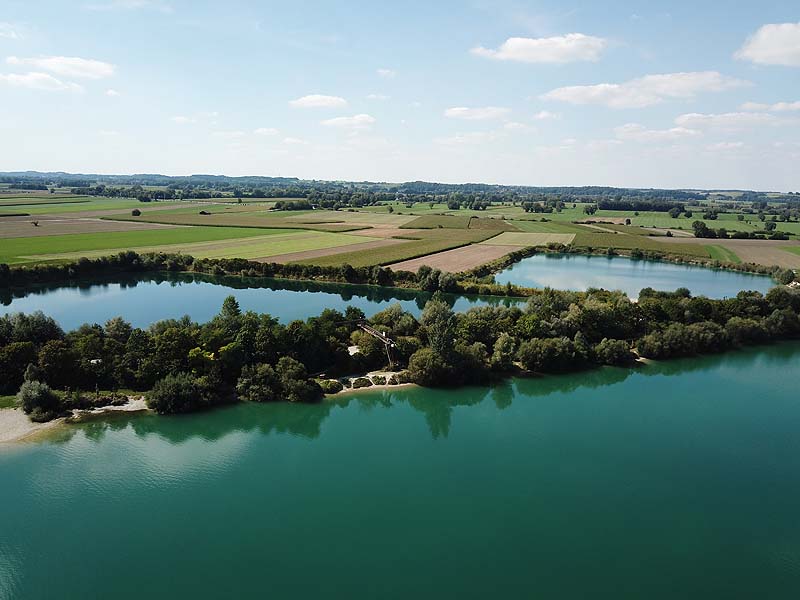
[1, 343, 799, 598]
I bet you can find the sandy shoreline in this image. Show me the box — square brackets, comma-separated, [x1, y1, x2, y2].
[0, 396, 150, 445]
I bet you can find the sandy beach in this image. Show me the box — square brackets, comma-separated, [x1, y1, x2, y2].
[0, 408, 62, 444]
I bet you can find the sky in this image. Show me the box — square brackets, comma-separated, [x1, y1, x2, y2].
[0, 1, 799, 190]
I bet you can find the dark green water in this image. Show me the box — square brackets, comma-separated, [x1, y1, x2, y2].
[2, 343, 800, 599]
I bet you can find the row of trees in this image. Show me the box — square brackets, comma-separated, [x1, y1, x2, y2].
[6, 282, 800, 421]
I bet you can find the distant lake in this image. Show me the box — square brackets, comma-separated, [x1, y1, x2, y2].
[494, 253, 775, 298]
[1, 343, 799, 598]
[0, 273, 523, 329]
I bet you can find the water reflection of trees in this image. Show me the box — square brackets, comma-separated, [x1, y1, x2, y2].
[44, 342, 800, 446]
[0, 271, 524, 312]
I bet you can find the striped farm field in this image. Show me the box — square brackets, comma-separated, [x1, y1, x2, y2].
[107, 211, 368, 232]
[293, 229, 498, 268]
[706, 245, 742, 263]
[483, 232, 576, 246]
[572, 233, 711, 257]
[511, 220, 590, 234]
[0, 226, 297, 264]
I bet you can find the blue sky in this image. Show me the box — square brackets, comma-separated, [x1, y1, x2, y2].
[1, 1, 798, 190]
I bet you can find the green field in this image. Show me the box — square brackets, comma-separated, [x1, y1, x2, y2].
[706, 245, 742, 263]
[0, 395, 17, 409]
[0, 198, 161, 216]
[109, 210, 367, 232]
[572, 233, 711, 257]
[0, 197, 90, 207]
[0, 227, 296, 264]
[513, 220, 590, 233]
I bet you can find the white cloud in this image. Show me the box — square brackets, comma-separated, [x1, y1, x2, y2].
[542, 71, 748, 108]
[740, 100, 800, 112]
[532, 110, 560, 121]
[321, 113, 376, 129]
[85, 1, 173, 13]
[171, 115, 195, 124]
[503, 121, 535, 132]
[253, 127, 278, 136]
[377, 68, 396, 78]
[366, 93, 390, 100]
[435, 131, 503, 146]
[675, 112, 779, 130]
[0, 71, 83, 92]
[0, 23, 22, 40]
[6, 56, 115, 79]
[471, 33, 607, 64]
[282, 137, 308, 145]
[444, 106, 510, 120]
[706, 142, 745, 151]
[615, 123, 700, 142]
[289, 94, 347, 108]
[99, 129, 120, 136]
[213, 130, 246, 139]
[735, 22, 800, 67]
[105, 88, 120, 97]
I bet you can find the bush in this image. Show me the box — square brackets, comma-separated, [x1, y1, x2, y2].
[594, 338, 635, 365]
[370, 375, 387, 385]
[317, 379, 344, 394]
[351, 377, 373, 389]
[147, 372, 207, 414]
[517, 337, 578, 373]
[18, 380, 62, 420]
[131, 209, 141, 216]
[237, 363, 280, 402]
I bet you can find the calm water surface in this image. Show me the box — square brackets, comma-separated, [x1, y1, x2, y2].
[0, 273, 521, 329]
[2, 343, 800, 599]
[495, 254, 775, 298]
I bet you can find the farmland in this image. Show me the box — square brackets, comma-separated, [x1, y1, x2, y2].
[0, 191, 799, 272]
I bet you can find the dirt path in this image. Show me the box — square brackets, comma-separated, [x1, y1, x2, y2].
[388, 243, 522, 273]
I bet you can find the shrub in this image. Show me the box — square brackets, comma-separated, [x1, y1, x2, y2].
[131, 209, 141, 217]
[351, 377, 373, 389]
[370, 375, 387, 386]
[318, 379, 344, 394]
[18, 380, 62, 420]
[237, 363, 280, 402]
[147, 372, 207, 414]
[594, 338, 635, 365]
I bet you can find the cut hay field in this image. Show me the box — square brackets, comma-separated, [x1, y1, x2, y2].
[0, 226, 297, 264]
[388, 243, 520, 273]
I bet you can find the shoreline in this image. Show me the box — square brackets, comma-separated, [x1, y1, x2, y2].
[0, 396, 150, 446]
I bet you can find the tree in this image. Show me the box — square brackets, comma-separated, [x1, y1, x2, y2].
[275, 356, 322, 402]
[0, 342, 37, 394]
[420, 299, 456, 356]
[18, 380, 62, 421]
[583, 204, 598, 216]
[147, 372, 208, 414]
[594, 338, 635, 365]
[765, 221, 777, 232]
[236, 363, 280, 402]
[407, 347, 450, 386]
